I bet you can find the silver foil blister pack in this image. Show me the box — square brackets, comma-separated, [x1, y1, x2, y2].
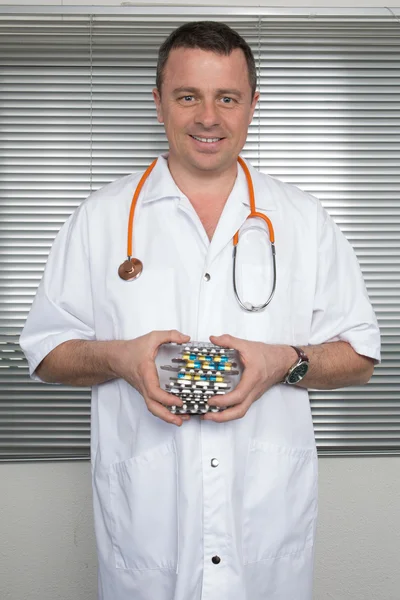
[155, 341, 243, 415]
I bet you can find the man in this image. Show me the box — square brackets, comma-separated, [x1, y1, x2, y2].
[20, 21, 380, 600]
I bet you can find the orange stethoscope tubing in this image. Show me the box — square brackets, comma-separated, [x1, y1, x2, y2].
[233, 157, 276, 312]
[126, 159, 158, 259]
[122, 156, 276, 312]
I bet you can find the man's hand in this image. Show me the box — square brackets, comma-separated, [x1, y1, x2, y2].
[203, 334, 295, 423]
[109, 329, 191, 426]
[203, 335, 375, 423]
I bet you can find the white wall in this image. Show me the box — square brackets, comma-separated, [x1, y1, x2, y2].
[0, 0, 399, 7]
[1, 2, 399, 599]
[1, 462, 97, 600]
[2, 458, 400, 600]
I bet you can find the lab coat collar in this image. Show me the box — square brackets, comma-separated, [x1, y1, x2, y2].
[141, 154, 186, 204]
[141, 153, 277, 212]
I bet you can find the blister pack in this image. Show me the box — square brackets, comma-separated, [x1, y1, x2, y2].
[155, 341, 243, 415]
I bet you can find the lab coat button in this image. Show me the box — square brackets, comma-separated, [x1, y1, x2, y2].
[211, 458, 219, 468]
[204, 273, 211, 281]
[212, 555, 221, 564]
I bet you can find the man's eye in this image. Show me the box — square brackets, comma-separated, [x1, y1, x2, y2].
[182, 96, 194, 102]
[221, 97, 234, 104]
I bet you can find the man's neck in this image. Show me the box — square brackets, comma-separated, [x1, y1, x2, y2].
[167, 155, 238, 240]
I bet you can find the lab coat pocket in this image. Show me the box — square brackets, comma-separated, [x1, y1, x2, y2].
[238, 264, 272, 311]
[110, 267, 179, 339]
[109, 439, 178, 571]
[243, 441, 317, 564]
[240, 264, 294, 345]
[235, 219, 275, 313]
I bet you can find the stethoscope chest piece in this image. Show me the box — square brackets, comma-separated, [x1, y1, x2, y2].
[118, 258, 143, 281]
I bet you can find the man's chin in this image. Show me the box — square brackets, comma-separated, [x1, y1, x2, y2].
[186, 152, 230, 172]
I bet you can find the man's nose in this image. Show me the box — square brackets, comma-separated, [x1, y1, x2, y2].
[194, 100, 220, 129]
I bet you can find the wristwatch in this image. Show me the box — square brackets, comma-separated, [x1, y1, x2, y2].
[284, 346, 309, 385]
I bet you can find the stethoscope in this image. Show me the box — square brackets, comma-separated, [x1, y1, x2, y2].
[118, 157, 276, 312]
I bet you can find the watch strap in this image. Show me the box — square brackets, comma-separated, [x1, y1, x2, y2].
[290, 346, 309, 363]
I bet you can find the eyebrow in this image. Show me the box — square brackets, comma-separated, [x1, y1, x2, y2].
[172, 86, 243, 98]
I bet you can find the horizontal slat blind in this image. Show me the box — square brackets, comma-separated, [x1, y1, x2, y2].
[0, 11, 398, 459]
[255, 16, 400, 453]
[1, 15, 93, 459]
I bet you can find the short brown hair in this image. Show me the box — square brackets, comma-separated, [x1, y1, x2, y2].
[156, 21, 257, 98]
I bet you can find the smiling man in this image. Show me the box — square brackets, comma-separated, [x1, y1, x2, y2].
[153, 48, 258, 172]
[20, 21, 380, 600]
[152, 46, 259, 240]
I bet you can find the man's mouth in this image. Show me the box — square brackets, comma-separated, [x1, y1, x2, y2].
[190, 135, 224, 143]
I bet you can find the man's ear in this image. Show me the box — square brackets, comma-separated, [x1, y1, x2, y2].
[249, 91, 260, 125]
[152, 88, 164, 123]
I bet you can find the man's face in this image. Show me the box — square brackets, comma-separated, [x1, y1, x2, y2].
[153, 47, 259, 175]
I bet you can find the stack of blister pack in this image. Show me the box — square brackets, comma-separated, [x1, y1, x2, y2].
[155, 341, 243, 415]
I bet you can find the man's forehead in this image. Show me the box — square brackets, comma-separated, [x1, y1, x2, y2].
[162, 47, 249, 86]
[166, 46, 246, 63]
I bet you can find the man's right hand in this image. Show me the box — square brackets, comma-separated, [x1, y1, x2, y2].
[36, 329, 191, 426]
[109, 330, 191, 426]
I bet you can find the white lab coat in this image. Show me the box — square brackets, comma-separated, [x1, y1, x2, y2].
[20, 155, 380, 600]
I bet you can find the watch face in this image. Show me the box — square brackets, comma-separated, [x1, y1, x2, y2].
[287, 362, 309, 384]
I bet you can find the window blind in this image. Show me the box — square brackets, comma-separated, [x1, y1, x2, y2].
[0, 9, 398, 460]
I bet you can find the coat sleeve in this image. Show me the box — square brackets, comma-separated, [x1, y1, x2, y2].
[308, 203, 381, 362]
[19, 203, 96, 379]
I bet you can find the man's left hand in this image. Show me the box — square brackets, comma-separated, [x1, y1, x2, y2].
[203, 334, 296, 422]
